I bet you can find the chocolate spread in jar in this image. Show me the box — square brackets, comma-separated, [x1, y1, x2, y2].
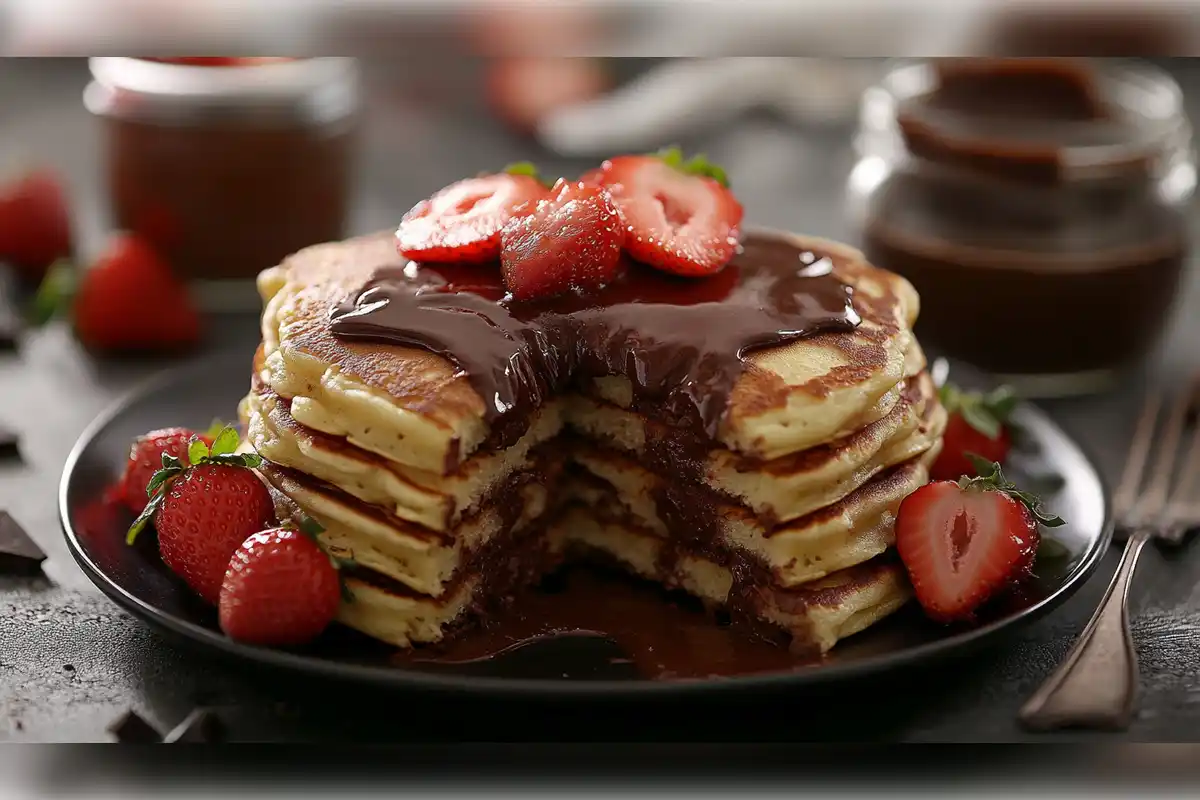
[87, 57, 359, 282]
[329, 231, 861, 447]
[857, 58, 1192, 384]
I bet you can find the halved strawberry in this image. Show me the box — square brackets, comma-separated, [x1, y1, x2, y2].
[500, 179, 625, 301]
[396, 164, 550, 265]
[591, 146, 743, 277]
[895, 456, 1064, 623]
[930, 383, 1018, 481]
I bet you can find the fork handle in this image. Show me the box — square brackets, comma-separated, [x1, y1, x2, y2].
[1017, 530, 1151, 731]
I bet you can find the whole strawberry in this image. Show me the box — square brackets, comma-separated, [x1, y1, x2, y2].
[930, 382, 1018, 482]
[116, 421, 224, 513]
[0, 169, 73, 284]
[219, 523, 342, 647]
[126, 426, 274, 605]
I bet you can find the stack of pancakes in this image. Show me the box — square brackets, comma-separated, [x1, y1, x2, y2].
[241, 230, 945, 654]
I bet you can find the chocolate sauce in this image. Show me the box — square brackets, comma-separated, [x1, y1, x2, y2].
[330, 233, 860, 446]
[394, 566, 824, 680]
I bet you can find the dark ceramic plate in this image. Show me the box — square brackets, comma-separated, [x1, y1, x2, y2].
[60, 350, 1111, 699]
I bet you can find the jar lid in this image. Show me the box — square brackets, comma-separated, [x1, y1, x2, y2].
[85, 57, 361, 127]
[859, 58, 1192, 185]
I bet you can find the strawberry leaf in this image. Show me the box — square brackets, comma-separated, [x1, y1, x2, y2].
[503, 162, 548, 187]
[209, 425, 240, 458]
[298, 516, 325, 538]
[682, 153, 730, 187]
[27, 259, 77, 327]
[202, 418, 227, 440]
[186, 437, 210, 466]
[938, 381, 1018, 441]
[652, 146, 731, 187]
[206, 452, 262, 469]
[961, 453, 1066, 528]
[126, 490, 166, 545]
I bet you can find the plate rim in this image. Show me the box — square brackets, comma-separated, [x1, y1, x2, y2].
[59, 352, 1115, 699]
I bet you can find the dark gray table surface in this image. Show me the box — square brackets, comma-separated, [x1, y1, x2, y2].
[2, 58, 1200, 743]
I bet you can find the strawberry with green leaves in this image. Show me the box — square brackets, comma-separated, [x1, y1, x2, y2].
[930, 382, 1019, 481]
[126, 426, 274, 605]
[896, 455, 1065, 623]
[219, 518, 344, 647]
[116, 420, 225, 513]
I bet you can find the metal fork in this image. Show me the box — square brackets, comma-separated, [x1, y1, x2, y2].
[1018, 380, 1200, 731]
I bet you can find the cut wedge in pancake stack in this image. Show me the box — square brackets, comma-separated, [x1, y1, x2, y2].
[241, 212, 945, 654]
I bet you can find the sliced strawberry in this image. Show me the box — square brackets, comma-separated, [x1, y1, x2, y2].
[930, 383, 1018, 481]
[500, 179, 625, 301]
[592, 147, 744, 277]
[0, 169, 72, 284]
[396, 166, 550, 265]
[896, 457, 1064, 623]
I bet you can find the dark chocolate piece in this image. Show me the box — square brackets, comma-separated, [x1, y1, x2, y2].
[107, 709, 162, 743]
[0, 271, 21, 351]
[0, 512, 44, 575]
[163, 708, 225, 743]
[0, 425, 19, 460]
[330, 232, 860, 449]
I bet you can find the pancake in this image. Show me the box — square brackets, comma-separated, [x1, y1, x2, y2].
[552, 504, 912, 654]
[243, 224, 940, 659]
[256, 448, 562, 598]
[567, 371, 945, 525]
[569, 442, 940, 588]
[256, 230, 923, 474]
[245, 358, 563, 532]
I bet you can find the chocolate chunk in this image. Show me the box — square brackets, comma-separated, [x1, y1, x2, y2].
[0, 425, 19, 460]
[163, 708, 225, 743]
[0, 270, 22, 350]
[0, 512, 44, 575]
[108, 709, 161, 743]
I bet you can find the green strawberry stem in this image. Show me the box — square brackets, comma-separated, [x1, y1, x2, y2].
[28, 259, 77, 327]
[938, 382, 1018, 441]
[502, 161, 551, 188]
[961, 454, 1066, 528]
[653, 145, 730, 187]
[125, 426, 262, 545]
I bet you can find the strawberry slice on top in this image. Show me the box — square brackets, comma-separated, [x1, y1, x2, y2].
[930, 382, 1018, 482]
[396, 163, 550, 265]
[895, 456, 1064, 623]
[592, 146, 744, 277]
[501, 178, 625, 301]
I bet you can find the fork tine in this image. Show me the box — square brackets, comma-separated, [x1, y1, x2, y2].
[1137, 383, 1193, 520]
[1165, 376, 1200, 520]
[1114, 390, 1162, 521]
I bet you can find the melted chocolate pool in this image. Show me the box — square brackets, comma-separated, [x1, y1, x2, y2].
[329, 232, 861, 445]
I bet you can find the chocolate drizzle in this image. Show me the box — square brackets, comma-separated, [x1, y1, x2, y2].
[330, 232, 861, 446]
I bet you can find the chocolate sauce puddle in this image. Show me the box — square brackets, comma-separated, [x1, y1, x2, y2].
[330, 233, 860, 446]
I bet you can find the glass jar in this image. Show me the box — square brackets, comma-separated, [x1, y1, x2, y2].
[85, 57, 361, 306]
[847, 58, 1195, 396]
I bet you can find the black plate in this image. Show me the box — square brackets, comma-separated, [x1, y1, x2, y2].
[60, 350, 1112, 699]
